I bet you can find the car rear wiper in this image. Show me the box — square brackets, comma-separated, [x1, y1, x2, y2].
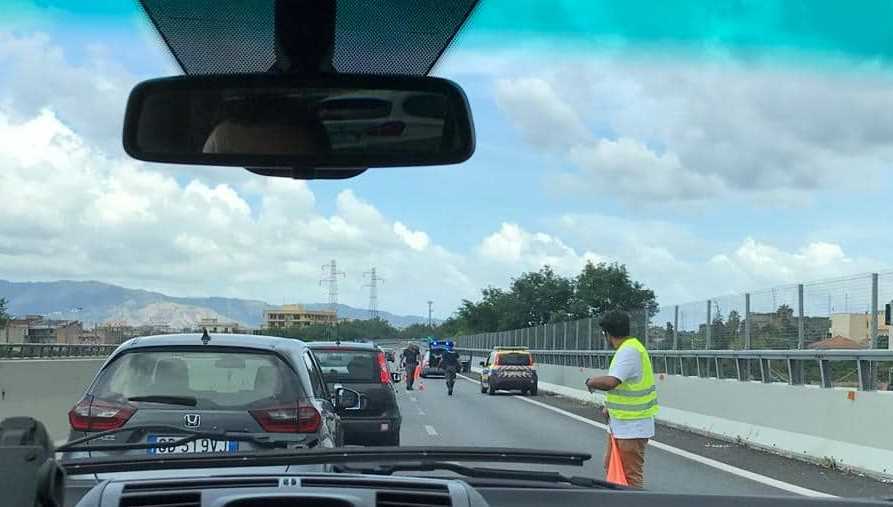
[334, 461, 625, 490]
[127, 395, 198, 406]
[56, 424, 301, 453]
[60, 446, 588, 475]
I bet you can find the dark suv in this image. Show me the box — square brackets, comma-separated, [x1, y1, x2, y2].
[63, 334, 361, 460]
[309, 341, 402, 446]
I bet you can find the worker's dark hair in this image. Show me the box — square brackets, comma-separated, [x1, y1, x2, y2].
[599, 310, 630, 338]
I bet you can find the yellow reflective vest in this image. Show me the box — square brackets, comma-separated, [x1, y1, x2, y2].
[605, 337, 659, 420]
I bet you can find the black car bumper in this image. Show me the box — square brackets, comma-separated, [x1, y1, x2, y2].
[489, 377, 537, 391]
[341, 415, 401, 440]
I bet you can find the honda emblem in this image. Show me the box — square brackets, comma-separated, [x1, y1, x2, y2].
[184, 414, 201, 428]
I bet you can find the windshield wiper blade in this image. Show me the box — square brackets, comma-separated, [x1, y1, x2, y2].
[335, 461, 625, 490]
[60, 446, 590, 475]
[56, 424, 295, 453]
[127, 395, 198, 406]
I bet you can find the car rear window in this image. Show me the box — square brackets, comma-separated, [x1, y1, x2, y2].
[497, 352, 532, 366]
[90, 349, 304, 409]
[314, 349, 379, 382]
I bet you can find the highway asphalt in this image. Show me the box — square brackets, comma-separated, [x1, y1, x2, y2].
[394, 373, 893, 498]
[5, 358, 892, 499]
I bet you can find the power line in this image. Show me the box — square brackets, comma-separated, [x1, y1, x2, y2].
[364, 268, 384, 319]
[319, 259, 345, 316]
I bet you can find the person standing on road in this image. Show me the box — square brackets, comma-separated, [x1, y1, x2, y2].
[440, 346, 461, 396]
[585, 310, 658, 489]
[401, 344, 421, 391]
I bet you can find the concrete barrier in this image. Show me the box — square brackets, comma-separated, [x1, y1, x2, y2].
[0, 359, 103, 442]
[468, 352, 893, 480]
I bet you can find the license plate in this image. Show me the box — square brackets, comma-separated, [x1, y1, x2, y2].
[147, 435, 239, 455]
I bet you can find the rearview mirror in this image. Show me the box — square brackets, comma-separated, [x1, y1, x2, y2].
[334, 387, 366, 411]
[123, 73, 475, 176]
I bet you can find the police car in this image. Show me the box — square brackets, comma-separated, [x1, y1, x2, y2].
[479, 346, 538, 395]
[420, 339, 454, 378]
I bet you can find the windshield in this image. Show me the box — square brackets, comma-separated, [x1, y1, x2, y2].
[91, 350, 301, 409]
[315, 349, 378, 382]
[3, 0, 893, 499]
[496, 353, 531, 366]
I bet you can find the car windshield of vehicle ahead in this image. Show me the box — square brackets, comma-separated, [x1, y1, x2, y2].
[3, 0, 893, 503]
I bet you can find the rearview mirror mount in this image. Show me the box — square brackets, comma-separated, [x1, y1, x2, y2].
[123, 73, 475, 180]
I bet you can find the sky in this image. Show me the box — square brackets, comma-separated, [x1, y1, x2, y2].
[3, 0, 893, 318]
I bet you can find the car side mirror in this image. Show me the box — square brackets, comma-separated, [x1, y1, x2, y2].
[334, 387, 366, 411]
[390, 372, 403, 383]
[479, 361, 486, 367]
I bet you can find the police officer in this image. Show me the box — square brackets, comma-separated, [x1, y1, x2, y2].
[440, 345, 461, 396]
[400, 343, 421, 391]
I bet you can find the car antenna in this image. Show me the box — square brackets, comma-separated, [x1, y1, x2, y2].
[201, 328, 211, 345]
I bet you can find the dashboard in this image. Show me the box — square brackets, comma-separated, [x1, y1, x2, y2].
[66, 473, 891, 507]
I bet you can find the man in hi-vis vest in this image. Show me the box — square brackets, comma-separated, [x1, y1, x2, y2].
[585, 310, 658, 488]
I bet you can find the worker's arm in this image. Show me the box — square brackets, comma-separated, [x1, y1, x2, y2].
[586, 375, 621, 392]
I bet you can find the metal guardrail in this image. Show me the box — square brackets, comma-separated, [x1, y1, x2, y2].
[456, 347, 893, 392]
[0, 343, 117, 359]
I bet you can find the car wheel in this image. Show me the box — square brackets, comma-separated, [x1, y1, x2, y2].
[480, 383, 487, 394]
[488, 384, 496, 395]
[530, 384, 538, 396]
[521, 388, 529, 395]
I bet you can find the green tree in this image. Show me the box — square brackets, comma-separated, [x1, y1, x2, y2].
[0, 298, 8, 330]
[505, 265, 574, 327]
[571, 261, 658, 318]
[266, 317, 400, 343]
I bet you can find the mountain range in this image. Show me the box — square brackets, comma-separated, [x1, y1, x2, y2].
[0, 279, 431, 329]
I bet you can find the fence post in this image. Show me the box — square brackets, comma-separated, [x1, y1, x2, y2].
[744, 293, 752, 350]
[798, 283, 805, 350]
[563, 321, 568, 350]
[673, 306, 679, 350]
[643, 310, 649, 347]
[870, 273, 879, 349]
[575, 320, 580, 350]
[588, 318, 593, 350]
[706, 299, 712, 349]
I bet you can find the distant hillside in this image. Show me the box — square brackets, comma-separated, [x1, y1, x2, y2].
[0, 279, 431, 329]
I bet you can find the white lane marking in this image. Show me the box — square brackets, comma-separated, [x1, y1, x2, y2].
[424, 425, 438, 436]
[456, 374, 834, 498]
[409, 396, 418, 402]
[417, 408, 426, 416]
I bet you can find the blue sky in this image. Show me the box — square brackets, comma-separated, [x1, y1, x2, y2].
[3, 0, 893, 317]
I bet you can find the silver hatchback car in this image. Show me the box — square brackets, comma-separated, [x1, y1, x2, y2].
[63, 333, 359, 459]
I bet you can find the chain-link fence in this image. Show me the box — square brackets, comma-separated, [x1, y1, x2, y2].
[455, 271, 893, 352]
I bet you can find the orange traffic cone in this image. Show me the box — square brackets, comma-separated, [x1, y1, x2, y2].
[606, 436, 629, 486]
[414, 364, 425, 391]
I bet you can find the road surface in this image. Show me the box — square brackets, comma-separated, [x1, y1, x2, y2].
[394, 373, 893, 498]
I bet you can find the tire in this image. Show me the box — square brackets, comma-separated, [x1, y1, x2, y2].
[480, 383, 487, 394]
[488, 384, 496, 395]
[529, 384, 538, 396]
[521, 388, 529, 395]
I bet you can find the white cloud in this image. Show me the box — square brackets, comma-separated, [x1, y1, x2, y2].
[478, 223, 603, 276]
[493, 78, 589, 150]
[393, 222, 430, 251]
[461, 49, 893, 204]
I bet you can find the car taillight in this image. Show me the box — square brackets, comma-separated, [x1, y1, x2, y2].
[250, 402, 321, 433]
[68, 397, 135, 432]
[376, 351, 391, 384]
